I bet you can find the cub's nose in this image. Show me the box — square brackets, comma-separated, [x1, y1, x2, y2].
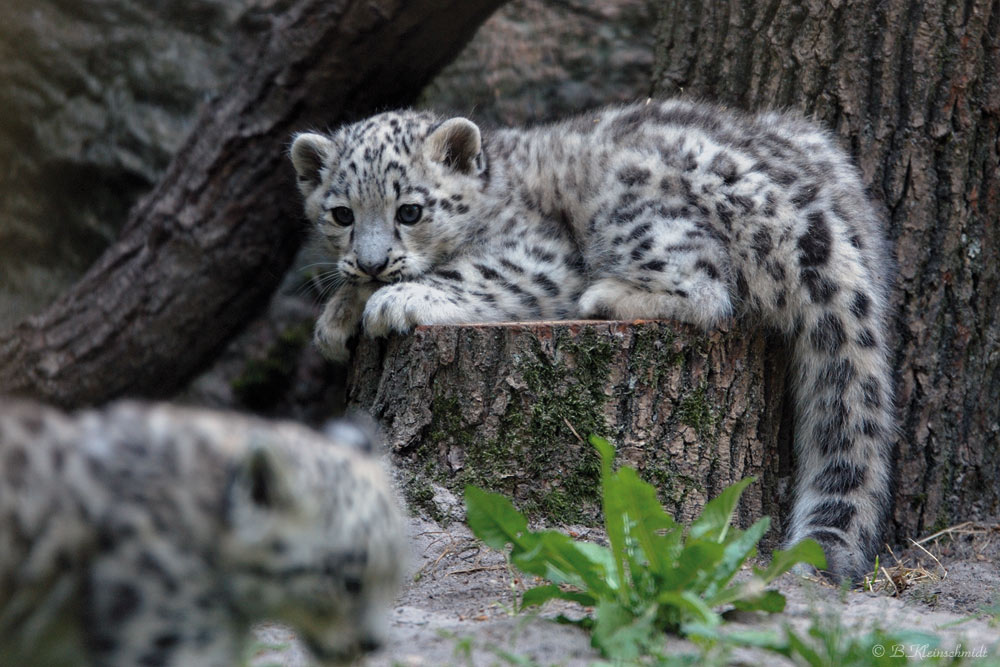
[357, 258, 388, 277]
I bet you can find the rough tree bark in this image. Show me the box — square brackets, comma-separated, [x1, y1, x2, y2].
[0, 0, 506, 407]
[652, 0, 1000, 538]
[348, 321, 791, 542]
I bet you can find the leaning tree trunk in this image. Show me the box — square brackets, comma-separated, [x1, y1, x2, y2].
[652, 0, 1000, 539]
[348, 321, 792, 544]
[0, 0, 506, 408]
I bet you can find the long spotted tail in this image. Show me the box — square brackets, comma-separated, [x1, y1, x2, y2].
[782, 258, 895, 581]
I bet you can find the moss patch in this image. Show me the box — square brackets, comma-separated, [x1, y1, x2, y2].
[403, 477, 440, 521]
[415, 327, 617, 525]
[678, 383, 716, 440]
[630, 323, 684, 384]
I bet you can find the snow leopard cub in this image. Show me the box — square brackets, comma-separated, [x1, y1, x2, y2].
[290, 99, 895, 582]
[0, 401, 404, 666]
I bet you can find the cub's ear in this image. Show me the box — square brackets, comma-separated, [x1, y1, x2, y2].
[225, 444, 298, 524]
[425, 118, 487, 176]
[290, 132, 335, 195]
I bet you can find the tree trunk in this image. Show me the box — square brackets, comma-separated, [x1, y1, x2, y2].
[348, 321, 791, 542]
[652, 0, 1000, 539]
[0, 0, 506, 408]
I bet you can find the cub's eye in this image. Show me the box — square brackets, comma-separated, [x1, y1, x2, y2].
[330, 207, 354, 226]
[396, 204, 422, 225]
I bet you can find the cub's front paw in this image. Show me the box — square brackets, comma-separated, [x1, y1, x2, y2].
[362, 283, 468, 337]
[314, 320, 353, 363]
[314, 286, 372, 362]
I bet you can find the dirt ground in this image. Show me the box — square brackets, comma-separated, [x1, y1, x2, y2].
[251, 502, 1000, 667]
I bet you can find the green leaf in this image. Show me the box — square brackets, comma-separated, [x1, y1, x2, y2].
[702, 578, 755, 609]
[785, 627, 825, 667]
[614, 467, 680, 577]
[464, 485, 530, 551]
[677, 621, 721, 640]
[731, 589, 787, 613]
[589, 433, 616, 470]
[656, 590, 721, 627]
[701, 517, 769, 601]
[520, 584, 596, 610]
[590, 435, 628, 602]
[682, 623, 790, 653]
[591, 601, 658, 660]
[759, 538, 827, 582]
[689, 477, 755, 542]
[572, 541, 621, 591]
[661, 539, 725, 591]
[513, 531, 616, 598]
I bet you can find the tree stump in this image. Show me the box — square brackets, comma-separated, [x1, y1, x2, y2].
[348, 320, 792, 542]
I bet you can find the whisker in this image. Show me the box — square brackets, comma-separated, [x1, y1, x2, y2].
[313, 271, 348, 301]
[298, 261, 340, 272]
[292, 267, 346, 301]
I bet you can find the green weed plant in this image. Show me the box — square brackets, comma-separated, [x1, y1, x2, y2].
[465, 435, 826, 659]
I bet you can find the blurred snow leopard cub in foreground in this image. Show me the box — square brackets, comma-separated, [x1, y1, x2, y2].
[0, 401, 404, 666]
[290, 99, 895, 582]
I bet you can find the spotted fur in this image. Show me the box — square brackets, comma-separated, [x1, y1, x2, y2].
[0, 401, 404, 666]
[291, 99, 896, 581]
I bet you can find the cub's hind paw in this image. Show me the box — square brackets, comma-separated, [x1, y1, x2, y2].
[578, 279, 631, 319]
[578, 277, 731, 329]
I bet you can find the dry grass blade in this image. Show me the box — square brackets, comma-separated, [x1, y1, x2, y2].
[446, 564, 507, 577]
[912, 521, 987, 547]
[909, 537, 948, 578]
[864, 543, 941, 595]
[866, 521, 1000, 596]
[414, 533, 486, 581]
[879, 565, 901, 595]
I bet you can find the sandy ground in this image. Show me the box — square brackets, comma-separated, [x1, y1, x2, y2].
[250, 511, 1000, 667]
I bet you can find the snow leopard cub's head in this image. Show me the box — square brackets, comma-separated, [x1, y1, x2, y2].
[290, 110, 488, 284]
[220, 418, 404, 664]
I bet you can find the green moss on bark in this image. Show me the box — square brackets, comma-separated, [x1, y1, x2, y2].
[678, 383, 716, 440]
[409, 327, 617, 524]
